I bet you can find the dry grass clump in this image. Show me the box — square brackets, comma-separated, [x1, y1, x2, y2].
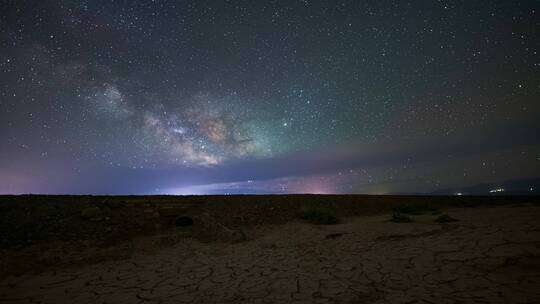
[298, 208, 339, 225]
[434, 214, 459, 223]
[390, 212, 414, 223]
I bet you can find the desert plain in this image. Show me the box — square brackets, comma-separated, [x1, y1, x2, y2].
[0, 195, 539, 303]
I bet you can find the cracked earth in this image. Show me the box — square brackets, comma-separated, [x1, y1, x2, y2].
[1, 205, 539, 303]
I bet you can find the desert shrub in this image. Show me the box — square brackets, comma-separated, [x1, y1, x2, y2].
[175, 216, 194, 227]
[434, 214, 459, 223]
[393, 204, 424, 215]
[393, 203, 440, 215]
[390, 212, 414, 223]
[299, 208, 339, 225]
[80, 206, 103, 221]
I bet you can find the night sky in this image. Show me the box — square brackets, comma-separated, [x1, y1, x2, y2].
[1, 0, 539, 195]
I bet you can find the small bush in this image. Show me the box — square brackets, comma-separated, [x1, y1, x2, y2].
[390, 212, 414, 223]
[393, 204, 424, 215]
[431, 209, 441, 215]
[299, 209, 339, 225]
[434, 214, 459, 223]
[175, 216, 194, 227]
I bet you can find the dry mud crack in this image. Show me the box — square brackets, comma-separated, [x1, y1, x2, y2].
[1, 205, 540, 303]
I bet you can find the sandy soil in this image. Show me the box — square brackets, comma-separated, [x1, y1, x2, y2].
[1, 204, 539, 303]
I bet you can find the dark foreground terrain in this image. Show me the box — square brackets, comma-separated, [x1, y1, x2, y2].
[1, 195, 539, 303]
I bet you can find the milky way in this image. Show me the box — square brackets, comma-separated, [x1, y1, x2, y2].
[1, 1, 539, 194]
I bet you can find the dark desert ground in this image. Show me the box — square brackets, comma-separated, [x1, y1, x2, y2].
[1, 195, 539, 303]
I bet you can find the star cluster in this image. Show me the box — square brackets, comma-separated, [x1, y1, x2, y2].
[0, 0, 539, 194]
